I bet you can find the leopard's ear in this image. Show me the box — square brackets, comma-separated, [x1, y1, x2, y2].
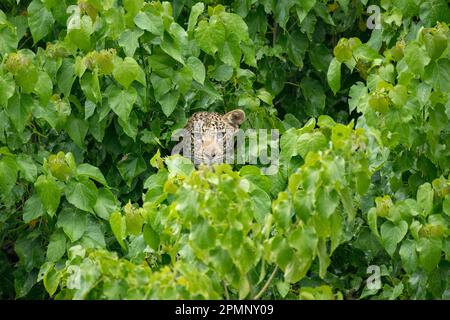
[223, 109, 245, 127]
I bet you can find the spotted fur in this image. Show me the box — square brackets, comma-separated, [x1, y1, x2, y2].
[184, 109, 245, 165]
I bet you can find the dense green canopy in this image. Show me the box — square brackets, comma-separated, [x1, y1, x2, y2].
[0, 0, 450, 300]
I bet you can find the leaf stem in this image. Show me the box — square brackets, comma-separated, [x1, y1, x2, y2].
[223, 281, 230, 300]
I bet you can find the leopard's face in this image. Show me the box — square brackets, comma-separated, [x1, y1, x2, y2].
[185, 109, 245, 165]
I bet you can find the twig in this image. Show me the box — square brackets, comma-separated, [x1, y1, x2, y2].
[253, 266, 278, 300]
[272, 23, 278, 45]
[285, 81, 300, 87]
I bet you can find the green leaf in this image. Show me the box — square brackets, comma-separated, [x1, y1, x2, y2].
[46, 230, 66, 262]
[443, 195, 450, 217]
[288, 226, 318, 260]
[23, 194, 45, 223]
[0, 18, 18, 55]
[327, 58, 341, 95]
[287, 30, 308, 68]
[116, 154, 147, 187]
[14, 269, 37, 298]
[340, 187, 356, 222]
[219, 12, 249, 42]
[194, 18, 226, 56]
[110, 211, 127, 250]
[34, 71, 53, 102]
[273, 193, 292, 231]
[250, 187, 271, 224]
[43, 268, 61, 297]
[276, 281, 290, 298]
[0, 156, 18, 196]
[284, 254, 312, 283]
[113, 57, 140, 88]
[187, 2, 204, 34]
[15, 232, 44, 272]
[80, 72, 101, 103]
[316, 188, 339, 219]
[65, 117, 89, 148]
[160, 34, 184, 64]
[186, 56, 205, 85]
[46, 152, 74, 182]
[0, 72, 15, 108]
[218, 33, 241, 68]
[77, 164, 108, 186]
[314, 2, 334, 25]
[15, 65, 39, 94]
[169, 21, 188, 50]
[399, 239, 417, 274]
[118, 111, 139, 140]
[241, 41, 257, 67]
[368, 208, 380, 237]
[423, 30, 448, 60]
[424, 59, 450, 93]
[118, 29, 144, 57]
[28, 0, 54, 43]
[238, 275, 250, 299]
[143, 169, 168, 191]
[256, 88, 273, 105]
[404, 42, 430, 75]
[159, 90, 180, 117]
[353, 44, 381, 61]
[274, 0, 296, 29]
[355, 171, 370, 196]
[296, 132, 328, 158]
[317, 239, 330, 278]
[124, 207, 144, 236]
[330, 212, 343, 253]
[108, 85, 137, 122]
[190, 219, 216, 250]
[165, 155, 194, 178]
[134, 11, 164, 35]
[34, 175, 61, 217]
[417, 183, 433, 217]
[175, 66, 193, 94]
[143, 224, 160, 251]
[65, 178, 98, 213]
[380, 220, 408, 256]
[57, 208, 87, 242]
[296, 0, 316, 24]
[82, 220, 106, 248]
[6, 94, 34, 133]
[66, 16, 92, 52]
[337, 0, 350, 13]
[300, 78, 326, 117]
[389, 85, 408, 107]
[391, 0, 419, 16]
[57, 59, 76, 97]
[150, 74, 171, 99]
[416, 238, 442, 272]
[84, 100, 96, 120]
[419, 0, 450, 26]
[94, 188, 118, 220]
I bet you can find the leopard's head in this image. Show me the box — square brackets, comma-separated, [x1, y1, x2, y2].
[185, 109, 245, 165]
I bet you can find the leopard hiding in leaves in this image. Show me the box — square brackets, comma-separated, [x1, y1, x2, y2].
[177, 109, 246, 165]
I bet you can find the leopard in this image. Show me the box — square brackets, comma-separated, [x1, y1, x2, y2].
[182, 109, 246, 165]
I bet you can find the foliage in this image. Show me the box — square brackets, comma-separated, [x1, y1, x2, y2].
[0, 0, 450, 300]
